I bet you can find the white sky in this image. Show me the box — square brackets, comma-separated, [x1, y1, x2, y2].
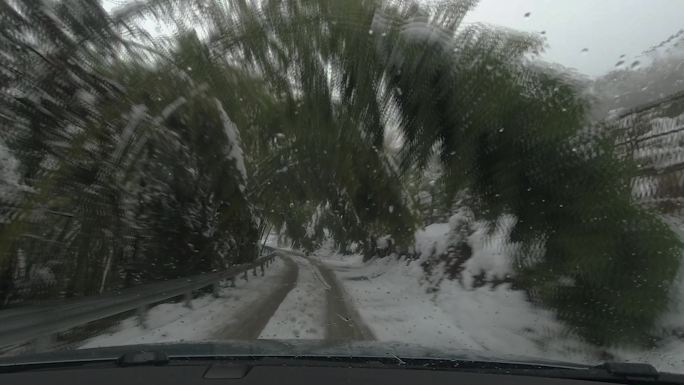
[104, 0, 684, 78]
[463, 0, 684, 77]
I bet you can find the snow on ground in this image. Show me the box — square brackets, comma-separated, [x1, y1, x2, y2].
[263, 233, 279, 247]
[414, 222, 451, 256]
[80, 258, 288, 348]
[325, 254, 589, 361]
[258, 255, 328, 339]
[318, 216, 684, 372]
[310, 238, 364, 268]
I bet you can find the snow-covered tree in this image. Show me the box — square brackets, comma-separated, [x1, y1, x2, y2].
[0, 0, 680, 348]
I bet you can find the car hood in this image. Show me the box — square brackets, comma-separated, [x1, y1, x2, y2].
[0, 339, 588, 368]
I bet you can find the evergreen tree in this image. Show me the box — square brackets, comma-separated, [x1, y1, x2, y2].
[145, 0, 679, 345]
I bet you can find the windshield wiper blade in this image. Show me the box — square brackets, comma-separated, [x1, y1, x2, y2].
[2, 347, 683, 385]
[0, 349, 169, 373]
[474, 361, 683, 385]
[597, 362, 660, 379]
[347, 357, 681, 385]
[116, 350, 169, 367]
[587, 362, 684, 385]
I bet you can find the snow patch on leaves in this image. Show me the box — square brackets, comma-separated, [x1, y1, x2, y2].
[214, 99, 247, 190]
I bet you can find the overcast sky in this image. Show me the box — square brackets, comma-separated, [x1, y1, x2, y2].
[104, 0, 683, 78]
[463, 0, 684, 77]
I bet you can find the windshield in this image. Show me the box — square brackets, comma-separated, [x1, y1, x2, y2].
[2, 0, 684, 374]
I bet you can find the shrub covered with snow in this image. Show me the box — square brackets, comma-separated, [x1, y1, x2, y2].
[416, 212, 516, 293]
[323, 215, 684, 371]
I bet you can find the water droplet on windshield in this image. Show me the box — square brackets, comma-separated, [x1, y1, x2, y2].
[630, 60, 641, 69]
[615, 60, 625, 68]
[581, 48, 589, 54]
[524, 12, 531, 18]
[368, 30, 374, 35]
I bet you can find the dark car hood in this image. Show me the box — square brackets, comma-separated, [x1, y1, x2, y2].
[0, 339, 588, 368]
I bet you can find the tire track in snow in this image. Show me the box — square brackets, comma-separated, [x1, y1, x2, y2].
[258, 254, 327, 339]
[80, 257, 293, 347]
[258, 250, 373, 340]
[311, 258, 375, 341]
[214, 255, 298, 339]
[311, 263, 332, 290]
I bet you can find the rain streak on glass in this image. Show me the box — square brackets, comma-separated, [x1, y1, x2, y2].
[0, 0, 684, 376]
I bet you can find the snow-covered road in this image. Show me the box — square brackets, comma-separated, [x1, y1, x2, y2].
[258, 255, 327, 339]
[74, 243, 684, 373]
[259, 252, 373, 340]
[79, 250, 371, 348]
[80, 257, 294, 347]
